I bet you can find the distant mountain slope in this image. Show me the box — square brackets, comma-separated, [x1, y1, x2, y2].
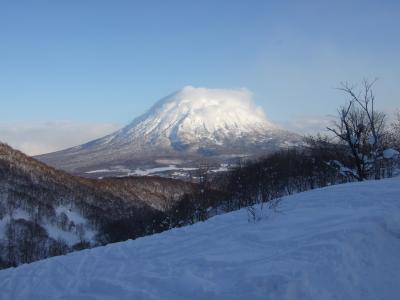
[1, 177, 399, 299]
[37, 87, 301, 175]
[0, 143, 193, 267]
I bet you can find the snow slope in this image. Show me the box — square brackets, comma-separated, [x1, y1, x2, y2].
[1, 178, 400, 300]
[37, 87, 300, 174]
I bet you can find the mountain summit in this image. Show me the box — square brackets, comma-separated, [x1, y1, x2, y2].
[37, 87, 300, 175]
[106, 86, 276, 151]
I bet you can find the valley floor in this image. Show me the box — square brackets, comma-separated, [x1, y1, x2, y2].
[0, 177, 400, 299]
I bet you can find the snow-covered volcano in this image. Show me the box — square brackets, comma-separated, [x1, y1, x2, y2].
[117, 86, 275, 145]
[37, 86, 300, 174]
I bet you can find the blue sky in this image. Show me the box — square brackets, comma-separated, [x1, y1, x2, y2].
[1, 0, 400, 154]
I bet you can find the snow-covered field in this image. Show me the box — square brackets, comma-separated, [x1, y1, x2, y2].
[1, 178, 400, 300]
[84, 163, 232, 179]
[128, 165, 198, 176]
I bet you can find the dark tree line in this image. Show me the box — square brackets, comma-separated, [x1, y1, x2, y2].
[215, 147, 348, 212]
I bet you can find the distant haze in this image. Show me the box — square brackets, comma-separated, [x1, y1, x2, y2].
[0, 122, 121, 155]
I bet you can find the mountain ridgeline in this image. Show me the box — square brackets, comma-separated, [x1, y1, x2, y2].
[36, 87, 301, 176]
[0, 143, 194, 268]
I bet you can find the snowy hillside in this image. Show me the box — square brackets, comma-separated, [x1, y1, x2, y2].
[0, 143, 193, 268]
[37, 86, 300, 175]
[1, 177, 399, 300]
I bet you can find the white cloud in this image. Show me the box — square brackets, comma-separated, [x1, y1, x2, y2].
[0, 121, 121, 156]
[279, 114, 336, 136]
[281, 108, 400, 136]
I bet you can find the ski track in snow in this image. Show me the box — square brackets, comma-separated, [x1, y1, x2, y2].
[1, 178, 400, 299]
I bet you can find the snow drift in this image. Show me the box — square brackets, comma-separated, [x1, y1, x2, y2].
[1, 178, 399, 299]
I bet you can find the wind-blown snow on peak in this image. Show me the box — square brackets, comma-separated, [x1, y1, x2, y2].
[147, 86, 273, 132]
[37, 87, 300, 174]
[117, 86, 275, 143]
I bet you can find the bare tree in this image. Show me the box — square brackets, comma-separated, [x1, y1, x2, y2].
[328, 80, 387, 180]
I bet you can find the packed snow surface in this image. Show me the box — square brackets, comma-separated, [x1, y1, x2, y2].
[1, 178, 400, 299]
